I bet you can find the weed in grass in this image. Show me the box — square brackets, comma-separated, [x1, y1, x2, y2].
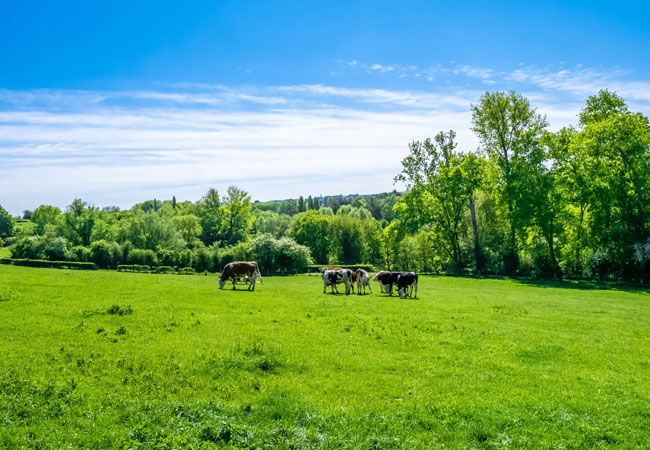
[115, 326, 127, 335]
[0, 289, 19, 302]
[106, 304, 133, 316]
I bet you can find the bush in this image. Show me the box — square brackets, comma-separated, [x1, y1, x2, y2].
[193, 247, 215, 272]
[178, 267, 195, 275]
[67, 245, 92, 262]
[117, 265, 151, 273]
[6, 258, 96, 270]
[275, 237, 312, 273]
[126, 249, 157, 266]
[155, 265, 176, 274]
[90, 240, 121, 269]
[306, 264, 374, 273]
[44, 237, 68, 261]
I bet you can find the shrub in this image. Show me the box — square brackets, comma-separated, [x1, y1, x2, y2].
[117, 265, 151, 273]
[192, 247, 213, 273]
[178, 267, 195, 275]
[44, 237, 68, 261]
[6, 258, 96, 270]
[155, 265, 176, 274]
[90, 240, 121, 269]
[126, 249, 157, 266]
[67, 245, 91, 262]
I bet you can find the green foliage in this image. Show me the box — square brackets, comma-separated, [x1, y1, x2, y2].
[289, 210, 332, 264]
[31, 205, 61, 234]
[471, 91, 549, 274]
[89, 240, 121, 269]
[59, 199, 98, 246]
[126, 249, 157, 266]
[117, 264, 151, 273]
[3, 258, 96, 269]
[0, 204, 14, 237]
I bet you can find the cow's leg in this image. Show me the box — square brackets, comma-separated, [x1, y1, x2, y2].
[249, 273, 256, 291]
[414, 282, 418, 298]
[398, 287, 404, 299]
[232, 278, 236, 290]
[368, 281, 372, 294]
[323, 281, 327, 294]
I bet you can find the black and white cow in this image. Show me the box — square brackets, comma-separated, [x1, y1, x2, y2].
[372, 271, 401, 295]
[397, 272, 418, 299]
[322, 268, 351, 295]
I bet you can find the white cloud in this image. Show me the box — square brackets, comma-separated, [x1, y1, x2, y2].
[3, 64, 650, 215]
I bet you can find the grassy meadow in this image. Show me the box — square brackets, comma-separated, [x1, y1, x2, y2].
[1, 265, 649, 449]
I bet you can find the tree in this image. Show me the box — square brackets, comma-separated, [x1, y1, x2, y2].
[471, 91, 548, 274]
[32, 205, 62, 235]
[396, 131, 483, 273]
[298, 196, 305, 213]
[23, 210, 32, 220]
[278, 199, 299, 216]
[59, 199, 97, 246]
[222, 186, 253, 246]
[289, 210, 332, 264]
[573, 90, 650, 279]
[173, 214, 202, 247]
[198, 188, 224, 246]
[0, 205, 14, 237]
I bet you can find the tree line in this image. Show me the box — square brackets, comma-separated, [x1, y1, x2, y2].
[395, 90, 650, 282]
[1, 187, 401, 274]
[1, 89, 648, 281]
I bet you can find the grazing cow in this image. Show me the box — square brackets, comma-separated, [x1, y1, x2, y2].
[219, 261, 260, 290]
[356, 268, 372, 294]
[322, 268, 351, 295]
[397, 272, 418, 299]
[373, 271, 401, 295]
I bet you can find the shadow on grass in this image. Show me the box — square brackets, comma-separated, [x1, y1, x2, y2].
[513, 278, 649, 294]
[443, 274, 649, 294]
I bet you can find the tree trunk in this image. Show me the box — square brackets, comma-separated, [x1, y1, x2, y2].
[547, 216, 561, 280]
[469, 195, 483, 275]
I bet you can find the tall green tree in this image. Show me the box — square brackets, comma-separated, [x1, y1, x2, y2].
[222, 186, 253, 247]
[396, 130, 484, 272]
[574, 90, 650, 278]
[198, 188, 224, 246]
[59, 199, 97, 246]
[471, 91, 548, 274]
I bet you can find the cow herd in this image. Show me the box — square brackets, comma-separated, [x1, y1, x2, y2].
[218, 261, 418, 299]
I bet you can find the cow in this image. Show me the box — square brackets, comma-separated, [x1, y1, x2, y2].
[356, 268, 372, 294]
[219, 261, 260, 290]
[348, 269, 358, 294]
[322, 268, 351, 295]
[397, 272, 418, 299]
[373, 271, 400, 295]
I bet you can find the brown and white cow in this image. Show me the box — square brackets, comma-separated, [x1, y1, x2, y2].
[219, 261, 260, 290]
[355, 268, 372, 294]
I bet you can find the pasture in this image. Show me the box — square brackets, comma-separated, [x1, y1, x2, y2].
[1, 265, 649, 449]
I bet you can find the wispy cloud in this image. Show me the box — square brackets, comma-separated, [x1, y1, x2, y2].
[3, 63, 650, 214]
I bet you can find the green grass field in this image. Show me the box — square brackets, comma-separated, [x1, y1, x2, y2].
[1, 265, 649, 449]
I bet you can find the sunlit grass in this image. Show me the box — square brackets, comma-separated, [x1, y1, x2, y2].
[1, 265, 649, 448]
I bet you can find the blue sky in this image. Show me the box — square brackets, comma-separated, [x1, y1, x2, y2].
[2, 1, 650, 214]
